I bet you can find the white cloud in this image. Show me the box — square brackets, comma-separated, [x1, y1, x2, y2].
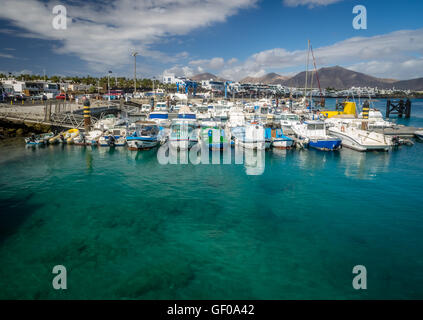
[283, 0, 343, 8]
[0, 53, 14, 59]
[162, 65, 195, 78]
[189, 57, 225, 70]
[0, 0, 256, 71]
[219, 29, 423, 80]
[349, 58, 423, 80]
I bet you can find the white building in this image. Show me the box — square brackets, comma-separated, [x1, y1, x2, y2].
[162, 74, 187, 85]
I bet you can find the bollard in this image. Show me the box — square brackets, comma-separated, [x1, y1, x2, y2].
[83, 97, 91, 133]
[361, 100, 369, 130]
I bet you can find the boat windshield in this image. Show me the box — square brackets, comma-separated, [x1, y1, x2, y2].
[307, 123, 325, 130]
[281, 114, 299, 120]
[138, 126, 158, 136]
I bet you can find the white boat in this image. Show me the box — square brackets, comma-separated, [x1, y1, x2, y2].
[126, 121, 160, 150]
[169, 119, 198, 150]
[99, 128, 127, 147]
[227, 106, 245, 128]
[280, 113, 300, 129]
[154, 102, 168, 111]
[178, 105, 197, 120]
[141, 104, 152, 113]
[86, 130, 103, 145]
[328, 122, 391, 151]
[292, 121, 341, 151]
[148, 111, 170, 127]
[414, 130, 423, 141]
[232, 122, 266, 150]
[264, 128, 294, 149]
[94, 115, 120, 131]
[25, 132, 54, 145]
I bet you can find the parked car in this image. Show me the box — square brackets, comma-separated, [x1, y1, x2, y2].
[56, 93, 69, 100]
[30, 94, 44, 101]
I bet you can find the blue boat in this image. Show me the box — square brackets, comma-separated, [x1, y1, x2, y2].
[265, 128, 294, 149]
[292, 120, 341, 151]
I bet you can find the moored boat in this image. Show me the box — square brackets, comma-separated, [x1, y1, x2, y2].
[232, 122, 266, 150]
[292, 121, 341, 151]
[126, 121, 160, 150]
[328, 123, 391, 151]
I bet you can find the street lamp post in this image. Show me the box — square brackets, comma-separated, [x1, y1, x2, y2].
[108, 71, 112, 101]
[132, 52, 138, 95]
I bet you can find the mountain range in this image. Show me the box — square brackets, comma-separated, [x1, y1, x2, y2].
[191, 66, 423, 91]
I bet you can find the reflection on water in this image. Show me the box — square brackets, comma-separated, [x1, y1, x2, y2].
[339, 148, 391, 179]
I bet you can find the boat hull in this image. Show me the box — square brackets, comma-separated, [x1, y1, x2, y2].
[127, 138, 159, 150]
[235, 139, 266, 150]
[329, 130, 390, 152]
[272, 139, 294, 149]
[308, 139, 342, 151]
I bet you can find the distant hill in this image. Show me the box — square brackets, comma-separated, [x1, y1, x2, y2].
[193, 67, 423, 91]
[392, 78, 423, 91]
[191, 73, 227, 82]
[240, 72, 291, 84]
[283, 66, 398, 90]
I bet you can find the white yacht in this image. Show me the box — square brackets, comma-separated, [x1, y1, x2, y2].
[328, 122, 392, 151]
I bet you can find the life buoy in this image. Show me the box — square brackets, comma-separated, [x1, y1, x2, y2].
[341, 126, 345, 132]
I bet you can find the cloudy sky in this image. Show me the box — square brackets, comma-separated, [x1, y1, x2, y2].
[0, 0, 422, 80]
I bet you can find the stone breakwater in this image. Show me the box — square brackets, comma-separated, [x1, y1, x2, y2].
[0, 119, 51, 139]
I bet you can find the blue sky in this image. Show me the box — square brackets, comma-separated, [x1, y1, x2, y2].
[0, 0, 422, 80]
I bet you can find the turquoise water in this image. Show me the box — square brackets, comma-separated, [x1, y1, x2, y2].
[0, 99, 423, 299]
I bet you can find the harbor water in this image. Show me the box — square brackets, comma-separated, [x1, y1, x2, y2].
[0, 99, 423, 299]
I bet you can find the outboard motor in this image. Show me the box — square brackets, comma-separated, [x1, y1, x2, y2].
[109, 135, 116, 147]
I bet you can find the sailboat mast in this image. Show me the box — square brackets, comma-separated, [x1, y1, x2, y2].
[304, 39, 310, 101]
[310, 44, 324, 106]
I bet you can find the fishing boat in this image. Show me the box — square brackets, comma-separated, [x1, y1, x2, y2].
[265, 128, 294, 149]
[292, 121, 341, 151]
[198, 120, 230, 151]
[126, 121, 160, 150]
[148, 111, 170, 127]
[232, 122, 266, 150]
[25, 132, 54, 145]
[328, 122, 391, 151]
[169, 119, 198, 150]
[98, 128, 127, 147]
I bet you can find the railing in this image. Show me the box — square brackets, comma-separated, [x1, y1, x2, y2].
[0, 105, 100, 130]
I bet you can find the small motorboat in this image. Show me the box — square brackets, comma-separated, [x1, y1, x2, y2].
[329, 122, 391, 151]
[126, 121, 160, 150]
[99, 128, 127, 147]
[265, 128, 294, 149]
[25, 132, 54, 145]
[292, 120, 341, 151]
